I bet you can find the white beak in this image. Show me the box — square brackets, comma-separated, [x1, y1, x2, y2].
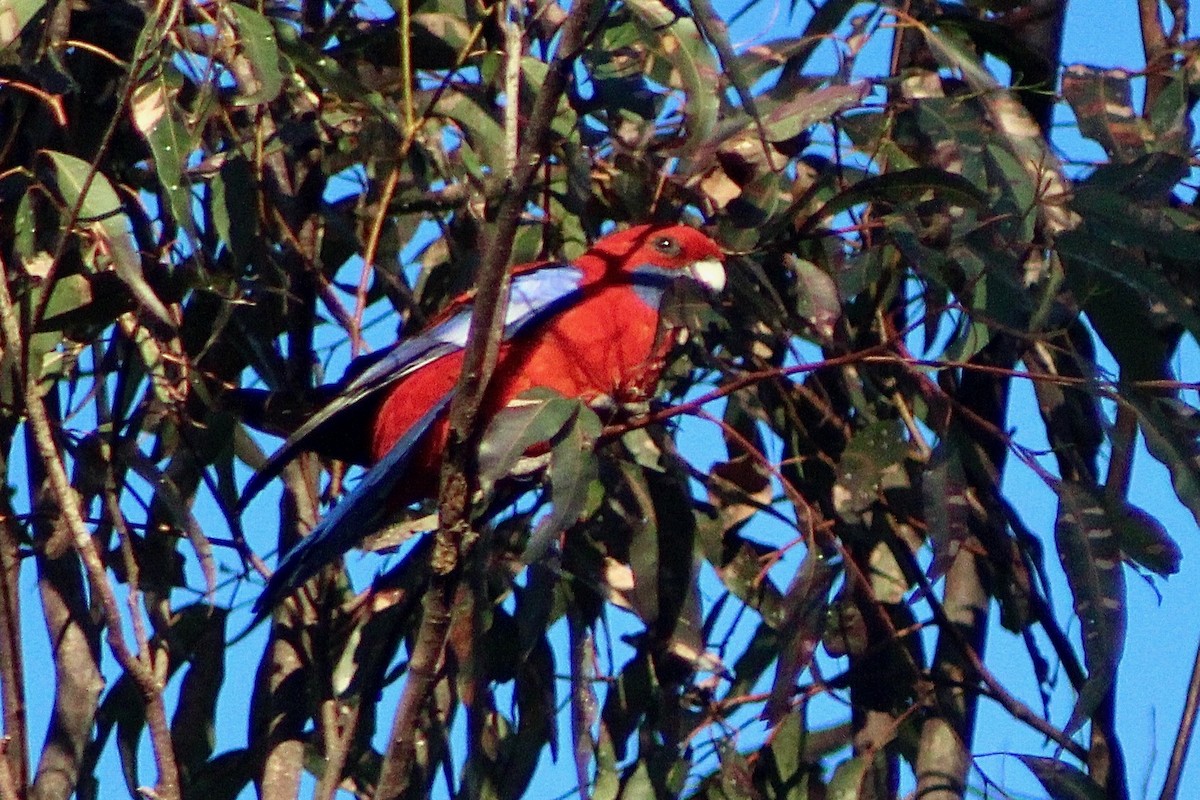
[689, 258, 726, 292]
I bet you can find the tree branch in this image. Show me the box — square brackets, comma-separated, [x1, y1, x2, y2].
[0, 253, 181, 800]
[1160, 632, 1200, 800]
[0, 468, 26, 797]
[373, 1, 600, 795]
[1137, 0, 1172, 111]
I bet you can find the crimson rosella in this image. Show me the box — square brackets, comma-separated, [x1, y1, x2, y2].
[247, 223, 726, 614]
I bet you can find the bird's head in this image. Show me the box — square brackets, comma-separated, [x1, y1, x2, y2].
[580, 224, 726, 293]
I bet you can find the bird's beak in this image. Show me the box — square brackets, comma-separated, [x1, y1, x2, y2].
[688, 258, 726, 293]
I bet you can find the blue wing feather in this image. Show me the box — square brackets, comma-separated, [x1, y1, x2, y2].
[245, 263, 589, 618]
[251, 392, 454, 617]
[244, 253, 721, 620]
[239, 264, 584, 508]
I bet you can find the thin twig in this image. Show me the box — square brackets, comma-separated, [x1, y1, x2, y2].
[1160, 633, 1200, 800]
[0, 492, 27, 795]
[372, 1, 600, 796]
[1137, 0, 1171, 110]
[350, 20, 487, 351]
[900, 525, 1089, 761]
[0, 740, 16, 800]
[29, 0, 182, 336]
[0, 252, 182, 799]
[352, 166, 401, 355]
[313, 700, 361, 800]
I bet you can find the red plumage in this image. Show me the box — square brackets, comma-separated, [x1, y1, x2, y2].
[246, 223, 725, 614]
[368, 223, 726, 503]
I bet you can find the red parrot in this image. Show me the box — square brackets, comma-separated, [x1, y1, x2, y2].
[247, 223, 725, 614]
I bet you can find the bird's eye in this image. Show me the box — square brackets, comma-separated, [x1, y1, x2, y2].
[653, 236, 682, 257]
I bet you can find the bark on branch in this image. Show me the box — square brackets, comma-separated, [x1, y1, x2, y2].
[0, 254, 182, 800]
[373, 1, 600, 796]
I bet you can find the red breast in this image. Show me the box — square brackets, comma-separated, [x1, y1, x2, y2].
[369, 224, 725, 504]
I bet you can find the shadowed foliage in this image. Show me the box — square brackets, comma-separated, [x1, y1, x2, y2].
[1, 0, 1198, 799]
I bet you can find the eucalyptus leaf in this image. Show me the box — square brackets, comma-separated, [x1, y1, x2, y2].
[227, 5, 284, 105]
[810, 167, 990, 227]
[132, 67, 196, 239]
[43, 150, 174, 326]
[0, 0, 46, 49]
[1019, 756, 1106, 800]
[626, 0, 720, 149]
[1055, 481, 1127, 734]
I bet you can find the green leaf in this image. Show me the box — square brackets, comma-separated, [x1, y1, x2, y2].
[1109, 501, 1181, 576]
[765, 713, 808, 797]
[789, 255, 841, 341]
[625, 0, 720, 149]
[501, 633, 556, 798]
[525, 404, 602, 561]
[810, 168, 990, 227]
[943, 315, 993, 364]
[226, 4, 284, 105]
[41, 273, 95, 326]
[921, 19, 1062, 207]
[761, 82, 870, 143]
[594, 717, 621, 800]
[713, 746, 756, 800]
[601, 651, 654, 762]
[1071, 187, 1200, 265]
[44, 150, 122, 223]
[697, 520, 784, 627]
[85, 604, 227, 796]
[133, 67, 196, 239]
[764, 548, 841, 721]
[211, 156, 255, 270]
[170, 608, 229, 773]
[618, 461, 661, 625]
[1126, 393, 1200, 527]
[181, 749, 256, 800]
[1148, 76, 1190, 153]
[726, 620, 779, 699]
[826, 756, 866, 800]
[410, 12, 475, 67]
[643, 464, 709, 665]
[833, 419, 910, 519]
[43, 150, 175, 327]
[985, 142, 1038, 241]
[521, 56, 578, 140]
[479, 389, 603, 562]
[273, 23, 402, 129]
[727, 170, 789, 228]
[330, 537, 433, 699]
[773, 0, 859, 78]
[115, 685, 146, 793]
[1018, 755, 1106, 800]
[478, 388, 580, 495]
[434, 88, 507, 171]
[1058, 226, 1200, 349]
[1061, 64, 1147, 161]
[912, 95, 988, 189]
[13, 190, 38, 265]
[620, 760, 656, 800]
[0, 0, 46, 49]
[960, 246, 1029, 327]
[1055, 481, 1126, 734]
[923, 439, 971, 580]
[919, 18, 1002, 93]
[1082, 152, 1189, 202]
